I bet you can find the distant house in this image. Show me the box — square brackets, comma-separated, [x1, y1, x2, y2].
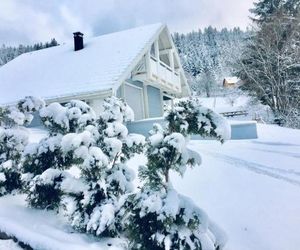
[223, 77, 243, 88]
[0, 23, 190, 121]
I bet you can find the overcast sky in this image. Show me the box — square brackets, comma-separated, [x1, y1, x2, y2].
[0, 0, 255, 45]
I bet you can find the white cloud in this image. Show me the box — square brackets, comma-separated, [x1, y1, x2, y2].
[0, 0, 67, 45]
[0, 0, 254, 45]
[59, 5, 93, 38]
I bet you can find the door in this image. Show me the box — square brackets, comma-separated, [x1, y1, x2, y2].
[124, 83, 145, 120]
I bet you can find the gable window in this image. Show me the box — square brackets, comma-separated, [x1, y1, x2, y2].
[159, 54, 170, 67]
[150, 43, 155, 57]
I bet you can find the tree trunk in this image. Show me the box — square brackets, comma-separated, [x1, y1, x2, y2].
[165, 169, 169, 184]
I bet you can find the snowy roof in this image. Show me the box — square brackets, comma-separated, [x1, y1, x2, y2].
[0, 23, 164, 105]
[224, 77, 240, 84]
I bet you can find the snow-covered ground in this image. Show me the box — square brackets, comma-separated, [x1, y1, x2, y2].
[197, 96, 272, 123]
[0, 194, 125, 250]
[172, 124, 300, 250]
[1, 124, 300, 250]
[198, 96, 250, 114]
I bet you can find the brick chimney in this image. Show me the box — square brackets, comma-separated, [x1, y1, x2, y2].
[73, 32, 84, 51]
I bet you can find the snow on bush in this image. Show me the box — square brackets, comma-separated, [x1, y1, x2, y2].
[166, 98, 230, 142]
[139, 126, 200, 187]
[39, 100, 96, 134]
[0, 96, 44, 196]
[61, 97, 144, 238]
[21, 97, 145, 239]
[23, 135, 66, 177]
[1, 96, 228, 249]
[27, 167, 88, 210]
[23, 100, 96, 208]
[0, 96, 45, 127]
[126, 186, 226, 250]
[0, 129, 27, 195]
[101, 96, 134, 123]
[125, 98, 229, 249]
[27, 168, 67, 209]
[121, 133, 145, 163]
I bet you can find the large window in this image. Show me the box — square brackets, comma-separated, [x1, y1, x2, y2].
[147, 85, 163, 118]
[124, 83, 145, 120]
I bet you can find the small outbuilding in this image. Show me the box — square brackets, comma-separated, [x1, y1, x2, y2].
[223, 77, 243, 88]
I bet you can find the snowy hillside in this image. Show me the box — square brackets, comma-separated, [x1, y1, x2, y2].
[1, 123, 298, 249]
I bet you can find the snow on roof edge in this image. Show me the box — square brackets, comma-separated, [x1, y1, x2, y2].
[1, 88, 113, 107]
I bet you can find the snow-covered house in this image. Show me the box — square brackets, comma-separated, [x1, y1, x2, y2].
[223, 77, 243, 88]
[0, 23, 190, 121]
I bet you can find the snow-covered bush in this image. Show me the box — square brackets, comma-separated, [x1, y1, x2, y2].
[0, 96, 44, 196]
[101, 96, 134, 123]
[23, 135, 70, 176]
[22, 97, 144, 239]
[61, 97, 144, 237]
[27, 168, 67, 209]
[22, 111, 96, 179]
[138, 124, 201, 189]
[39, 100, 96, 135]
[166, 98, 230, 142]
[0, 96, 44, 128]
[21, 96, 228, 248]
[0, 130, 27, 195]
[24, 100, 95, 208]
[125, 98, 229, 250]
[126, 187, 226, 250]
[27, 168, 88, 210]
[61, 162, 134, 237]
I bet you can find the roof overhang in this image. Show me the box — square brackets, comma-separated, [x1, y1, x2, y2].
[45, 89, 113, 104]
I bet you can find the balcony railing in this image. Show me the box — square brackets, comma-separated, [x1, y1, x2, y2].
[149, 56, 180, 91]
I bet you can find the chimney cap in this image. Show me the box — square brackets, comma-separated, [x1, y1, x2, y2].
[73, 32, 84, 37]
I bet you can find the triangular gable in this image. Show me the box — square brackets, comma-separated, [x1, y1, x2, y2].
[120, 25, 190, 97]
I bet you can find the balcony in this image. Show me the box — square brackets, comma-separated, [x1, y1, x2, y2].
[132, 55, 181, 93]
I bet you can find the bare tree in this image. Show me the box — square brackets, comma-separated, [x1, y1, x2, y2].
[238, 11, 300, 127]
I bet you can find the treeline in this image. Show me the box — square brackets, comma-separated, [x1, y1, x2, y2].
[173, 27, 248, 96]
[174, 0, 300, 128]
[0, 38, 58, 66]
[238, 0, 300, 128]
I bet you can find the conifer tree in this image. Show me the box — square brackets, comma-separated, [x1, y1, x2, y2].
[251, 0, 283, 23]
[22, 97, 145, 239]
[0, 96, 44, 196]
[23, 100, 96, 208]
[125, 98, 229, 250]
[61, 97, 145, 237]
[250, 0, 300, 23]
